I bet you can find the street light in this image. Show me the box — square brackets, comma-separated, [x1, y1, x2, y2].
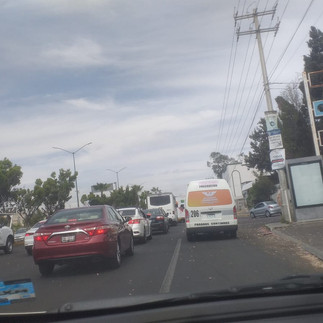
[53, 142, 92, 207]
[106, 167, 126, 189]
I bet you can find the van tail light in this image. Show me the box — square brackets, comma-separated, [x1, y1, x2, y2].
[233, 206, 237, 219]
[185, 209, 189, 223]
[34, 233, 51, 242]
[128, 219, 141, 224]
[85, 225, 109, 236]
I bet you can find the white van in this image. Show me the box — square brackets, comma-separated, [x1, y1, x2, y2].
[185, 179, 237, 241]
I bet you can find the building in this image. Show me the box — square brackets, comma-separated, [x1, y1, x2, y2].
[222, 163, 258, 212]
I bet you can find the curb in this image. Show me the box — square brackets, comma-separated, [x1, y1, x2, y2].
[266, 225, 323, 262]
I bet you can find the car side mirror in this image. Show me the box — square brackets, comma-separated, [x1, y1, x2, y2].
[123, 216, 132, 223]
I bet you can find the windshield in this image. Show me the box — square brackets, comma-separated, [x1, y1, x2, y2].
[15, 228, 26, 234]
[149, 196, 171, 206]
[145, 209, 163, 216]
[1, 0, 323, 317]
[118, 209, 136, 216]
[46, 208, 103, 224]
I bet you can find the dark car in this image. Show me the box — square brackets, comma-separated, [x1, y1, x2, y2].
[144, 208, 169, 234]
[33, 205, 134, 276]
[249, 201, 282, 218]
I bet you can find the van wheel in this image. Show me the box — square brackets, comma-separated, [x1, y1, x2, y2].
[229, 230, 237, 239]
[186, 232, 194, 242]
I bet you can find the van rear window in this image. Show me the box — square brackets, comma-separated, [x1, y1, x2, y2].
[187, 190, 232, 207]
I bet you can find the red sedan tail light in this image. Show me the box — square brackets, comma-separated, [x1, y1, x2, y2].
[34, 233, 51, 242]
[84, 225, 109, 236]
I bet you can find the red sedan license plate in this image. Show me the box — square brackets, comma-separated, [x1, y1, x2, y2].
[61, 235, 75, 243]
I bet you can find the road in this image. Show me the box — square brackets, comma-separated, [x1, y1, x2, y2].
[1, 216, 321, 313]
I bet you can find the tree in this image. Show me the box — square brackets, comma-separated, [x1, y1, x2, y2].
[276, 96, 314, 158]
[302, 26, 323, 152]
[12, 188, 43, 227]
[82, 185, 149, 209]
[244, 120, 272, 174]
[246, 175, 277, 208]
[81, 192, 110, 206]
[303, 26, 323, 99]
[207, 152, 237, 178]
[0, 158, 23, 209]
[92, 183, 113, 197]
[34, 169, 77, 217]
[139, 190, 150, 209]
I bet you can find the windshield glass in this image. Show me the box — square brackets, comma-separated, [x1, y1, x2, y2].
[46, 208, 103, 224]
[118, 209, 136, 216]
[1, 0, 323, 317]
[149, 196, 171, 206]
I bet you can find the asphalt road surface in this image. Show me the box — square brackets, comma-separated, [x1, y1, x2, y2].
[1, 216, 321, 314]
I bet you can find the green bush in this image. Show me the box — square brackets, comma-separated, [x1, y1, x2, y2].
[247, 175, 277, 208]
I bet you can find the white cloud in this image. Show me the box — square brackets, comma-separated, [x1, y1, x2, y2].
[1, 0, 322, 201]
[41, 38, 109, 68]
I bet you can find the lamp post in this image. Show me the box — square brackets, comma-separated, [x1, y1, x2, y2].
[53, 142, 92, 207]
[106, 167, 126, 189]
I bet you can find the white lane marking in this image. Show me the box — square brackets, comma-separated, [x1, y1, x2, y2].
[159, 238, 182, 294]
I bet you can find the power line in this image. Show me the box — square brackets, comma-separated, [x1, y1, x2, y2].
[269, 0, 314, 81]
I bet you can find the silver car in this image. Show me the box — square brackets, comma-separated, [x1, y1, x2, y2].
[250, 201, 282, 218]
[14, 228, 27, 242]
[24, 220, 46, 255]
[118, 207, 152, 243]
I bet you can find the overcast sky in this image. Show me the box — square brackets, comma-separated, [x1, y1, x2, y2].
[1, 0, 322, 205]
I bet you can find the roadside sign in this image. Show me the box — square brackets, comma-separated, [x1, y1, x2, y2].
[270, 149, 285, 170]
[313, 100, 323, 117]
[268, 132, 283, 150]
[265, 111, 278, 132]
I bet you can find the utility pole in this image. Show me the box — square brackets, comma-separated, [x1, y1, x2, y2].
[303, 71, 321, 156]
[234, 6, 292, 222]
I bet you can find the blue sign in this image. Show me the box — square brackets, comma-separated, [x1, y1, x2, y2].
[0, 279, 35, 305]
[313, 100, 323, 117]
[267, 129, 281, 136]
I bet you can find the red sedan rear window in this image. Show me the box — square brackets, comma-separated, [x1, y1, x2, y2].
[46, 208, 103, 224]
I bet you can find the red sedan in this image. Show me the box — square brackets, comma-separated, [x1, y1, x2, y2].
[33, 205, 134, 276]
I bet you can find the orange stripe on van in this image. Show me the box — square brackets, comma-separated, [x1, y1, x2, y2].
[187, 190, 232, 207]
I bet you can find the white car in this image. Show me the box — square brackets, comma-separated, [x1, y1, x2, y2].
[118, 207, 152, 243]
[0, 214, 14, 254]
[24, 219, 46, 255]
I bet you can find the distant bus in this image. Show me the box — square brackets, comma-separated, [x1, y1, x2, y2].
[147, 193, 178, 225]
